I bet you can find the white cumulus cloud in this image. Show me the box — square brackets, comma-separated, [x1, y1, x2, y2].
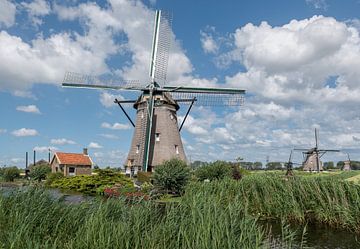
[88, 142, 102, 149]
[16, 105, 41, 114]
[101, 122, 130, 130]
[12, 128, 38, 137]
[0, 0, 16, 28]
[50, 138, 76, 145]
[99, 91, 124, 108]
[33, 146, 58, 152]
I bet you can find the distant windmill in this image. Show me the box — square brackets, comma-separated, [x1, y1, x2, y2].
[61, 10, 245, 176]
[294, 128, 340, 172]
[284, 150, 301, 176]
[343, 153, 352, 171]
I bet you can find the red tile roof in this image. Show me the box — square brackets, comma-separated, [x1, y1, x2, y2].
[55, 152, 92, 166]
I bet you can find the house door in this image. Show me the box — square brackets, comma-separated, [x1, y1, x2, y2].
[69, 167, 75, 176]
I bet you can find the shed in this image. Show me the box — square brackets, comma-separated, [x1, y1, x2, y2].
[51, 148, 93, 176]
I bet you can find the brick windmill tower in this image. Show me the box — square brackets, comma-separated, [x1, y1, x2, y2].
[62, 10, 245, 176]
[295, 129, 340, 172]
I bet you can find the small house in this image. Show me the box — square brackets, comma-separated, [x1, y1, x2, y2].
[50, 148, 93, 176]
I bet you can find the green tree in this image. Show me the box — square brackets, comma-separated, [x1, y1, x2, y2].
[153, 158, 190, 195]
[195, 161, 232, 181]
[323, 161, 335, 170]
[337, 161, 345, 169]
[30, 164, 51, 182]
[3, 167, 20, 182]
[253, 162, 263, 170]
[266, 162, 283, 170]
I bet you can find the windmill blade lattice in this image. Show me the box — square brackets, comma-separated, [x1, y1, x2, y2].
[172, 92, 244, 106]
[149, 10, 172, 86]
[62, 72, 144, 91]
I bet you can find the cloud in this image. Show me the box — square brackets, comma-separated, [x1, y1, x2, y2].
[306, 0, 328, 10]
[21, 0, 51, 26]
[16, 105, 41, 114]
[12, 128, 38, 137]
[0, 129, 6, 134]
[50, 138, 76, 145]
[99, 134, 119, 139]
[200, 30, 219, 54]
[33, 146, 58, 152]
[101, 122, 131, 130]
[0, 0, 16, 28]
[88, 142, 102, 149]
[99, 91, 124, 108]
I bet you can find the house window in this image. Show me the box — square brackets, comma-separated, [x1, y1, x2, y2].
[69, 167, 75, 176]
[175, 145, 179, 154]
[136, 145, 140, 154]
[155, 133, 160, 142]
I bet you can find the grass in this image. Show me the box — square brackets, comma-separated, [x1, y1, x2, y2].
[0, 188, 268, 249]
[2, 172, 360, 248]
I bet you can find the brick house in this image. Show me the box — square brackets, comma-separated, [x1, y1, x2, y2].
[50, 148, 93, 176]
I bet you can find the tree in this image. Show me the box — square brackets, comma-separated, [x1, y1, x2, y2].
[153, 158, 190, 195]
[253, 162, 263, 170]
[266, 162, 283, 170]
[323, 161, 335, 170]
[195, 161, 232, 181]
[337, 161, 345, 169]
[2, 167, 20, 182]
[30, 164, 51, 182]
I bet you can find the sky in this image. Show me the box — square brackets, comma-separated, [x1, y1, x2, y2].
[1, 0, 360, 168]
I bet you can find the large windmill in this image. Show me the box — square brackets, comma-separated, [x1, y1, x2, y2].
[62, 10, 245, 176]
[294, 128, 340, 172]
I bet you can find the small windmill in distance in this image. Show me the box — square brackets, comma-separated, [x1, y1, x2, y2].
[294, 128, 340, 173]
[61, 10, 246, 176]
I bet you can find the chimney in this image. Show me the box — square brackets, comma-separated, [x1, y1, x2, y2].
[83, 148, 88, 155]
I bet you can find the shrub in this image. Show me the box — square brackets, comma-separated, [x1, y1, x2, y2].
[153, 158, 190, 195]
[3, 167, 20, 182]
[45, 172, 64, 186]
[29, 164, 51, 182]
[50, 172, 133, 195]
[137, 171, 152, 183]
[194, 161, 232, 181]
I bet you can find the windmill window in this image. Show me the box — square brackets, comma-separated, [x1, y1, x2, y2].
[170, 114, 174, 120]
[141, 111, 144, 119]
[155, 133, 160, 142]
[175, 145, 179, 154]
[136, 145, 140, 154]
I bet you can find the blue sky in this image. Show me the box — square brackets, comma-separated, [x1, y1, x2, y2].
[1, 0, 360, 167]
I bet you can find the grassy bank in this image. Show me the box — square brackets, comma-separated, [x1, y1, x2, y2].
[0, 188, 269, 249]
[184, 174, 360, 232]
[2, 173, 360, 248]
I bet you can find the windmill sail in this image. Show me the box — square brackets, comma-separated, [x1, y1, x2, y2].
[149, 10, 172, 86]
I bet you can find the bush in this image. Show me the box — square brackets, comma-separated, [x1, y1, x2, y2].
[2, 167, 20, 182]
[50, 171, 133, 195]
[153, 158, 190, 195]
[137, 171, 152, 183]
[29, 164, 51, 182]
[194, 161, 232, 181]
[45, 172, 64, 186]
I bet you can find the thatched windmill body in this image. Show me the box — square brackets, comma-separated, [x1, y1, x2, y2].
[62, 10, 245, 176]
[294, 128, 340, 172]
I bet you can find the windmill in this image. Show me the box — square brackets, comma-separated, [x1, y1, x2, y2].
[294, 128, 340, 172]
[284, 150, 302, 176]
[343, 153, 352, 171]
[61, 10, 245, 176]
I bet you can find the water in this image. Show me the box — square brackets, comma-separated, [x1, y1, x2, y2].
[264, 221, 360, 248]
[0, 185, 94, 204]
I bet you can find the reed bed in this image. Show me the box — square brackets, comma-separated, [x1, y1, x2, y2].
[184, 174, 360, 232]
[0, 188, 266, 249]
[2, 173, 358, 248]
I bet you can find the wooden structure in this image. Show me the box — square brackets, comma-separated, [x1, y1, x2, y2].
[50, 148, 92, 176]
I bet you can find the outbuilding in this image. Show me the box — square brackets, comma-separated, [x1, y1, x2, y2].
[50, 148, 93, 176]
